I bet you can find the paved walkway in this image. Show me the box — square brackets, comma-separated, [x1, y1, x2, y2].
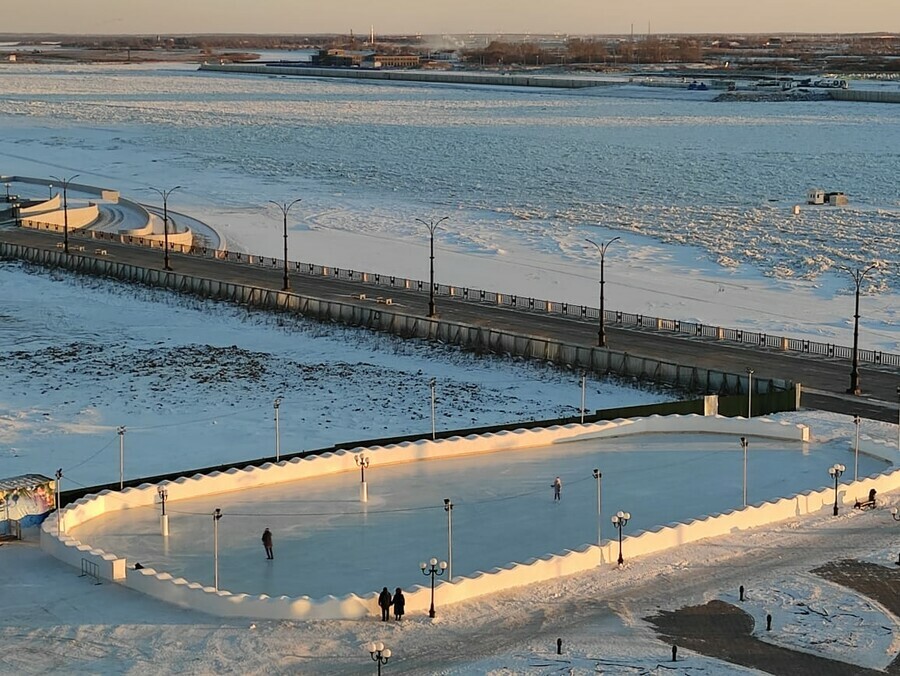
[648, 598, 889, 675]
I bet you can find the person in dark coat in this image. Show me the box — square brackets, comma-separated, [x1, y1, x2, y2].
[261, 527, 274, 559]
[392, 587, 405, 621]
[378, 586, 392, 621]
[552, 476, 562, 501]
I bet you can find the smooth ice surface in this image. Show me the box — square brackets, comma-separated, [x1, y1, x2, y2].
[70, 433, 888, 597]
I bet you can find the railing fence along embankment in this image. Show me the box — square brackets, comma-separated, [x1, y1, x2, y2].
[13, 220, 898, 370]
[0, 241, 793, 404]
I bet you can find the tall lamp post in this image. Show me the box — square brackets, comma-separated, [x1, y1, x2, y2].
[853, 414, 860, 481]
[429, 377, 437, 440]
[828, 464, 845, 516]
[419, 557, 447, 618]
[740, 437, 749, 507]
[896, 386, 899, 452]
[839, 264, 879, 395]
[54, 468, 63, 534]
[611, 510, 631, 566]
[212, 507, 223, 590]
[149, 186, 182, 272]
[117, 425, 126, 490]
[49, 174, 79, 255]
[269, 198, 301, 291]
[444, 498, 454, 581]
[415, 216, 449, 318]
[356, 453, 370, 503]
[592, 469, 603, 563]
[586, 236, 620, 347]
[274, 397, 282, 462]
[158, 485, 169, 537]
[746, 368, 754, 418]
[367, 642, 392, 676]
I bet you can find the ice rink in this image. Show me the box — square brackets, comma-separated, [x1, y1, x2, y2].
[69, 431, 887, 599]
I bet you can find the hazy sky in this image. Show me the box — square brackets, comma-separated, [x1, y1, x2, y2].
[10, 1, 900, 35]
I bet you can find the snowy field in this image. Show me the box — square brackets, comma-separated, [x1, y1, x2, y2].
[0, 262, 671, 488]
[0, 62, 896, 353]
[1, 63, 899, 674]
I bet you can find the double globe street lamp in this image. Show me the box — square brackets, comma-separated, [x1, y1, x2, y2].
[420, 557, 447, 618]
[828, 464, 845, 516]
[367, 642, 391, 676]
[611, 510, 631, 566]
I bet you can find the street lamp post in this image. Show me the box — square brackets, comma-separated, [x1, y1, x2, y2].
[269, 198, 301, 291]
[746, 368, 754, 418]
[415, 216, 449, 318]
[158, 485, 169, 536]
[419, 557, 447, 618]
[4, 183, 9, 200]
[48, 183, 53, 199]
[429, 377, 436, 440]
[149, 186, 182, 272]
[54, 468, 63, 534]
[585, 237, 620, 347]
[444, 498, 454, 581]
[212, 507, 223, 590]
[839, 264, 879, 395]
[50, 174, 79, 255]
[117, 425, 126, 490]
[356, 453, 370, 503]
[593, 469, 603, 563]
[853, 414, 860, 481]
[367, 642, 392, 676]
[896, 386, 899, 452]
[581, 372, 587, 424]
[611, 510, 631, 566]
[828, 464, 845, 516]
[740, 436, 749, 507]
[274, 398, 282, 462]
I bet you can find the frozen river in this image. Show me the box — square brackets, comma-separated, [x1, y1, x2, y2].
[1, 63, 897, 351]
[70, 431, 888, 598]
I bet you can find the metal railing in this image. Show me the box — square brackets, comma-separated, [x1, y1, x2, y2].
[79, 558, 102, 585]
[17, 219, 899, 369]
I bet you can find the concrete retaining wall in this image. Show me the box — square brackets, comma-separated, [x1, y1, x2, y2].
[21, 204, 99, 229]
[0, 242, 791, 397]
[41, 415, 873, 621]
[831, 89, 900, 104]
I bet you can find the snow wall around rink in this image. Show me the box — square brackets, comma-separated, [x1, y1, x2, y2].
[41, 414, 900, 620]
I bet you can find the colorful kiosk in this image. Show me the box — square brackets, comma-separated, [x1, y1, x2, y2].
[0, 473, 55, 539]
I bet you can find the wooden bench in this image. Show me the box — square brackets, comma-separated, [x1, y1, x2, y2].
[94, 248, 108, 256]
[352, 293, 366, 300]
[55, 242, 64, 249]
[376, 297, 393, 305]
[74, 245, 86, 252]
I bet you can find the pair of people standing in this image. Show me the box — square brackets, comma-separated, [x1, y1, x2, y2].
[378, 586, 406, 621]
